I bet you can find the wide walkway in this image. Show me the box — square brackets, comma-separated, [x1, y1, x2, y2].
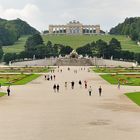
[0, 66, 140, 140]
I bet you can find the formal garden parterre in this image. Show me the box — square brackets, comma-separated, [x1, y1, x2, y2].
[100, 74, 140, 86]
[92, 67, 140, 73]
[0, 74, 40, 86]
[0, 66, 52, 73]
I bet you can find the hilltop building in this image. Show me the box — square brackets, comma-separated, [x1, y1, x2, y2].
[48, 20, 101, 35]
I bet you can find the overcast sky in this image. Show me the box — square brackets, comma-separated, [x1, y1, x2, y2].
[0, 0, 139, 31]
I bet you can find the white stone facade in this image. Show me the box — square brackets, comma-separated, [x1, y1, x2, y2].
[49, 20, 100, 35]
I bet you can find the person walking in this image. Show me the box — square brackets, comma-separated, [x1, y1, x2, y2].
[54, 75, 56, 80]
[84, 80, 87, 89]
[53, 84, 56, 92]
[44, 75, 47, 80]
[65, 82, 67, 88]
[79, 80, 82, 87]
[99, 86, 102, 96]
[50, 75, 53, 81]
[7, 86, 10, 96]
[71, 81, 75, 89]
[88, 86, 92, 96]
[47, 75, 50, 81]
[57, 84, 60, 92]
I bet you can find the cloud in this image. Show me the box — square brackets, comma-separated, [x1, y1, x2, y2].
[0, 4, 44, 31]
[0, 0, 140, 31]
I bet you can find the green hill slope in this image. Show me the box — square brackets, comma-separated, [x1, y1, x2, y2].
[3, 35, 140, 53]
[110, 17, 140, 41]
[0, 18, 39, 46]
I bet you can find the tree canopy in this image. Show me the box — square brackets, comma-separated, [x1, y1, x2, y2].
[110, 17, 140, 41]
[0, 18, 39, 46]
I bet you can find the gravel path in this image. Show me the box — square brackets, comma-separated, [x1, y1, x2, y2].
[0, 66, 140, 140]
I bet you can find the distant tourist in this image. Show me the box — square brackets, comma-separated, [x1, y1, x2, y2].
[54, 75, 56, 80]
[74, 70, 77, 74]
[99, 86, 102, 96]
[44, 75, 47, 80]
[7, 86, 10, 96]
[65, 82, 68, 88]
[50, 75, 53, 80]
[57, 84, 60, 92]
[84, 80, 87, 89]
[79, 80, 82, 87]
[71, 81, 75, 89]
[47, 75, 50, 81]
[53, 84, 57, 92]
[88, 86, 92, 96]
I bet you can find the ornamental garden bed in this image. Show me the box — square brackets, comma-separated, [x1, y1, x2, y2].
[100, 74, 140, 86]
[0, 74, 40, 86]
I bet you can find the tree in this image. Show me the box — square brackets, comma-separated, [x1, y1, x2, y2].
[110, 17, 140, 41]
[134, 53, 140, 64]
[76, 43, 92, 56]
[0, 46, 4, 60]
[25, 34, 44, 52]
[120, 51, 134, 60]
[96, 39, 108, 58]
[4, 53, 17, 64]
[108, 38, 122, 58]
[59, 46, 73, 56]
[0, 18, 39, 46]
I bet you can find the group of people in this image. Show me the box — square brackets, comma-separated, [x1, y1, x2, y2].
[52, 79, 102, 96]
[45, 75, 56, 81]
[68, 80, 88, 89]
[53, 84, 60, 92]
[88, 86, 102, 96]
[50, 69, 55, 73]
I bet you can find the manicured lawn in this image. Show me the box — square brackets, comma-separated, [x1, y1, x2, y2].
[0, 66, 52, 73]
[42, 35, 140, 52]
[2, 35, 140, 53]
[92, 67, 140, 73]
[126, 92, 140, 106]
[3, 36, 29, 53]
[13, 74, 40, 85]
[0, 74, 40, 86]
[100, 74, 140, 86]
[0, 92, 6, 97]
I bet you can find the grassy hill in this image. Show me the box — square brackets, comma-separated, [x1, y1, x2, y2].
[0, 18, 39, 46]
[3, 36, 29, 53]
[3, 35, 140, 53]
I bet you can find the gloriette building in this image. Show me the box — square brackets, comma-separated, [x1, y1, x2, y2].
[48, 20, 101, 35]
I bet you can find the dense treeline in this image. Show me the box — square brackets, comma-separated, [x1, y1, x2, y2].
[0, 18, 39, 46]
[110, 17, 140, 41]
[76, 38, 140, 64]
[3, 34, 140, 64]
[4, 34, 73, 63]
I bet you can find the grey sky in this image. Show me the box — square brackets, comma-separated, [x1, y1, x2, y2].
[0, 0, 139, 31]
